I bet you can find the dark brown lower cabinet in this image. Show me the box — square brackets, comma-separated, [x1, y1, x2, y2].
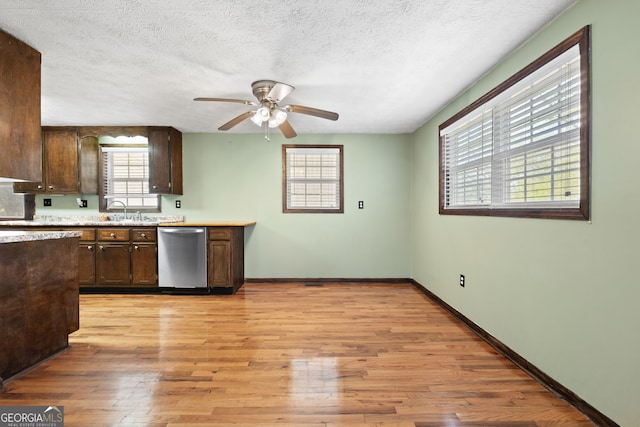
[77, 228, 96, 286]
[208, 239, 231, 287]
[78, 243, 96, 286]
[76, 227, 157, 288]
[131, 243, 157, 286]
[4, 224, 252, 293]
[208, 227, 244, 294]
[0, 235, 79, 382]
[131, 228, 157, 287]
[97, 243, 131, 286]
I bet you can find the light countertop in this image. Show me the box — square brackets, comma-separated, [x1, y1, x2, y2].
[158, 221, 256, 227]
[0, 216, 256, 228]
[0, 230, 82, 244]
[0, 215, 184, 227]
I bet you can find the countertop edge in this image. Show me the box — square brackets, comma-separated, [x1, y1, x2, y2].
[157, 221, 257, 227]
[0, 230, 82, 244]
[0, 220, 256, 227]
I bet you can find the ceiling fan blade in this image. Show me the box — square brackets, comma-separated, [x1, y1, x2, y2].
[267, 82, 295, 102]
[285, 104, 339, 121]
[194, 97, 257, 106]
[218, 111, 254, 131]
[279, 120, 297, 139]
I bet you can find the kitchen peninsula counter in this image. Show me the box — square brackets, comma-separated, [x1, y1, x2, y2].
[0, 229, 81, 243]
[0, 230, 80, 386]
[0, 219, 256, 295]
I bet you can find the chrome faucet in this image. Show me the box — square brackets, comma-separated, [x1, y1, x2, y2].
[107, 200, 127, 220]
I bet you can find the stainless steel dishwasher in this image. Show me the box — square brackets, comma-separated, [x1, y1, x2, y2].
[158, 227, 207, 288]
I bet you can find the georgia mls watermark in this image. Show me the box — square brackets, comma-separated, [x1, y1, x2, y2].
[0, 406, 64, 427]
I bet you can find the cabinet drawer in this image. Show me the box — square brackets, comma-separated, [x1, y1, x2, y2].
[97, 228, 130, 241]
[209, 228, 231, 240]
[132, 229, 156, 242]
[78, 228, 96, 241]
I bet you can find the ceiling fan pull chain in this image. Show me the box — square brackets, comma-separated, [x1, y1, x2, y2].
[264, 122, 270, 142]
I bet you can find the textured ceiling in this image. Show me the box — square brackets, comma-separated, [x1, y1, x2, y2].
[0, 0, 577, 135]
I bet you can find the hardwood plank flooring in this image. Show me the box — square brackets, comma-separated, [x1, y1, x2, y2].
[0, 283, 594, 426]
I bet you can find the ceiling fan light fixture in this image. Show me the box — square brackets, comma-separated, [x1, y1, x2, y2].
[250, 106, 270, 126]
[268, 109, 287, 128]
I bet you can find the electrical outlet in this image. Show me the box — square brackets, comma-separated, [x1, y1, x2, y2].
[459, 274, 465, 287]
[81, 199, 88, 208]
[43, 198, 52, 207]
[358, 201, 364, 209]
[175, 200, 181, 208]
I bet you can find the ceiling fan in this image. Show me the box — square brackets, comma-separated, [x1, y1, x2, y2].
[194, 80, 339, 139]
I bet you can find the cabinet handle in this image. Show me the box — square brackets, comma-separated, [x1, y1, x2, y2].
[134, 245, 139, 250]
[140, 233, 146, 238]
[99, 245, 104, 251]
[48, 185, 53, 190]
[152, 185, 158, 189]
[110, 233, 116, 238]
[37, 185, 43, 189]
[87, 245, 93, 251]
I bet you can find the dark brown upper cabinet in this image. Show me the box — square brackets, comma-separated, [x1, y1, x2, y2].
[14, 127, 80, 193]
[0, 28, 42, 182]
[148, 126, 183, 195]
[13, 127, 99, 194]
[12, 125, 182, 196]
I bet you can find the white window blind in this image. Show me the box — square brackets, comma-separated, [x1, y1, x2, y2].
[284, 146, 343, 212]
[441, 44, 582, 211]
[101, 146, 158, 209]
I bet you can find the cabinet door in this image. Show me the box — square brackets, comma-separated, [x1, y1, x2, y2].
[79, 135, 99, 194]
[131, 243, 157, 286]
[96, 243, 130, 286]
[44, 128, 79, 193]
[208, 240, 231, 287]
[78, 243, 96, 286]
[0, 28, 41, 182]
[148, 126, 183, 195]
[12, 128, 45, 192]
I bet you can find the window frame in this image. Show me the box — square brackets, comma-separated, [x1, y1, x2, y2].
[282, 144, 344, 214]
[98, 145, 160, 213]
[439, 25, 591, 220]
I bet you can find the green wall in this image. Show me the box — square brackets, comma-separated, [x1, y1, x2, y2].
[179, 133, 413, 279]
[37, 133, 413, 279]
[411, 0, 639, 424]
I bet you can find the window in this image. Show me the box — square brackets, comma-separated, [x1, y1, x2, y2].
[100, 146, 159, 212]
[439, 26, 590, 220]
[283, 145, 344, 213]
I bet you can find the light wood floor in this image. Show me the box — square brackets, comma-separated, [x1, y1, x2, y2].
[0, 283, 594, 426]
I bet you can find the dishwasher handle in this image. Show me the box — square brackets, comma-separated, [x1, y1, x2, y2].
[160, 228, 205, 234]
